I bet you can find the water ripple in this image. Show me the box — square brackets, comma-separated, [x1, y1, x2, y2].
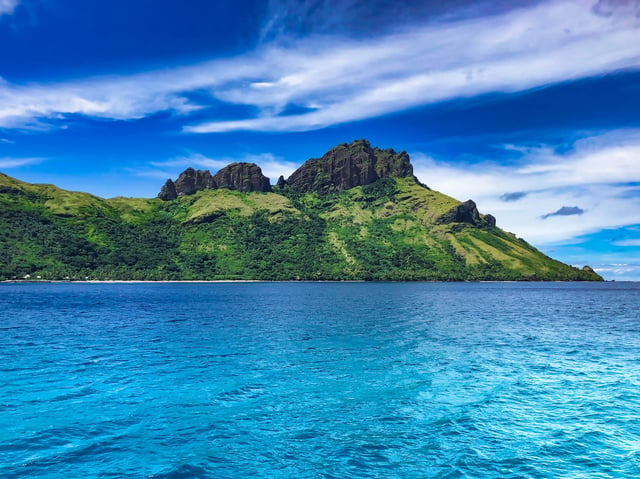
[1, 282, 639, 478]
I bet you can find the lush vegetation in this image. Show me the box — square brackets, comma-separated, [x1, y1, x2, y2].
[0, 173, 602, 281]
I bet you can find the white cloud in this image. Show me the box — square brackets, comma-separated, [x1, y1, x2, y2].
[150, 153, 230, 172]
[593, 263, 640, 280]
[0, 0, 18, 16]
[410, 129, 640, 246]
[0, 156, 42, 168]
[129, 168, 178, 181]
[0, 1, 639, 132]
[613, 239, 640, 247]
[142, 152, 298, 183]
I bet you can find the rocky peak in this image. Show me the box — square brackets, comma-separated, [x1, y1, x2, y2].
[157, 163, 271, 200]
[213, 163, 271, 193]
[285, 139, 414, 195]
[174, 167, 216, 196]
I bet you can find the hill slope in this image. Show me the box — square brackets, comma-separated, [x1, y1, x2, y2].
[0, 142, 601, 281]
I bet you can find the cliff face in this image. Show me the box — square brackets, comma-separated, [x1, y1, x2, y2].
[158, 163, 271, 200]
[213, 163, 272, 193]
[284, 139, 414, 195]
[158, 179, 178, 201]
[175, 168, 216, 196]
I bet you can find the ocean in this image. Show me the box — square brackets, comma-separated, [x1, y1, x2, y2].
[1, 282, 639, 478]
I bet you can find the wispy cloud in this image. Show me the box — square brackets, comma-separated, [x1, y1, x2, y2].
[0, 1, 638, 132]
[149, 153, 231, 172]
[260, 0, 493, 41]
[0, 0, 19, 16]
[0, 156, 43, 168]
[592, 0, 640, 18]
[187, 0, 640, 133]
[410, 129, 640, 245]
[139, 152, 298, 183]
[612, 239, 640, 247]
[593, 262, 640, 280]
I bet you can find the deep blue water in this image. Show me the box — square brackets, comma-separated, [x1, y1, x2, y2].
[1, 282, 639, 478]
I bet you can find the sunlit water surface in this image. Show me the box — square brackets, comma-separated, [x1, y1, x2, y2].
[1, 282, 639, 478]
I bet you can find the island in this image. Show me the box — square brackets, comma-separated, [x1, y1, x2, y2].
[0, 140, 602, 281]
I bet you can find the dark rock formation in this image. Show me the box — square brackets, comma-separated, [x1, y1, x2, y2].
[158, 140, 415, 199]
[438, 200, 496, 228]
[286, 139, 414, 195]
[174, 168, 216, 196]
[438, 200, 481, 225]
[158, 179, 178, 201]
[212, 163, 271, 193]
[158, 163, 271, 199]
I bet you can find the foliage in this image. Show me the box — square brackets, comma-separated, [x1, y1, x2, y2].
[0, 175, 603, 281]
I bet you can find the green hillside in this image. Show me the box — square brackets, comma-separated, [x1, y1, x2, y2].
[0, 170, 601, 281]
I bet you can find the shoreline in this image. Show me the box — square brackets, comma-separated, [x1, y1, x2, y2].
[0, 279, 367, 284]
[0, 279, 623, 284]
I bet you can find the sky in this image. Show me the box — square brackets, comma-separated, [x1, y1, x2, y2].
[0, 0, 639, 280]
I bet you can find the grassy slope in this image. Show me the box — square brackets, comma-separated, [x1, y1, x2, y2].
[0, 173, 601, 281]
[306, 177, 598, 280]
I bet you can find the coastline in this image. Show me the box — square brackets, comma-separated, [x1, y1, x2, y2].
[0, 279, 624, 284]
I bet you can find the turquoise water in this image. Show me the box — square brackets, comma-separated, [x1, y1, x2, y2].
[1, 282, 639, 478]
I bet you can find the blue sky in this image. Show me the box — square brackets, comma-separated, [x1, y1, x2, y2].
[0, 0, 639, 280]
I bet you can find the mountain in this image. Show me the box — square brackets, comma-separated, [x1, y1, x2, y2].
[0, 140, 602, 281]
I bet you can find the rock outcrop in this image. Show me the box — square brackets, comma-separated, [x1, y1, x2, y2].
[158, 163, 271, 199]
[158, 179, 178, 201]
[437, 200, 495, 228]
[285, 139, 414, 195]
[213, 163, 271, 193]
[174, 168, 216, 196]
